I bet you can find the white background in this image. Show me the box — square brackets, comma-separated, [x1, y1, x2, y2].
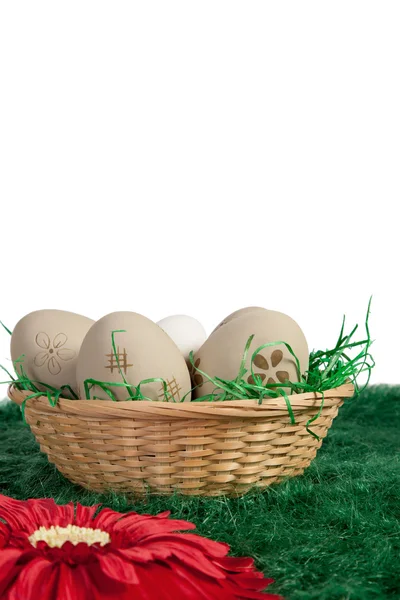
[0, 1, 399, 399]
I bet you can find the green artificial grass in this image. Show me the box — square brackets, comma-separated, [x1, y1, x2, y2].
[0, 385, 399, 600]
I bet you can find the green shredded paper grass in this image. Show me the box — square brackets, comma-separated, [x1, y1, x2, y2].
[1, 301, 374, 440]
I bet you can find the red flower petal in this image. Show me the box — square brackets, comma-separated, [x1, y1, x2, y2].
[0, 495, 75, 533]
[95, 508, 197, 542]
[131, 561, 226, 600]
[7, 558, 54, 600]
[168, 563, 250, 599]
[121, 539, 226, 578]
[169, 559, 282, 600]
[128, 532, 229, 562]
[216, 556, 257, 571]
[110, 514, 198, 543]
[97, 551, 140, 585]
[127, 562, 195, 600]
[84, 562, 137, 600]
[57, 564, 96, 600]
[0, 522, 10, 549]
[75, 503, 101, 527]
[0, 548, 22, 596]
[0, 495, 33, 532]
[26, 497, 75, 530]
[92, 506, 128, 531]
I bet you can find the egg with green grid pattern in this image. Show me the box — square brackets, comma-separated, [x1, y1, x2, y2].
[76, 311, 192, 402]
[192, 310, 309, 399]
[10, 309, 95, 395]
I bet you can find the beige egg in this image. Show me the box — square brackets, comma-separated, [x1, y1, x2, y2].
[212, 306, 268, 334]
[10, 309, 95, 393]
[76, 311, 191, 402]
[192, 310, 309, 398]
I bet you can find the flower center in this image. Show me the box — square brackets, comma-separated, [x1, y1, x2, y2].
[28, 525, 111, 548]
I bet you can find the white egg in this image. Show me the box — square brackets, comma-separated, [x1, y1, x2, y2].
[157, 315, 207, 362]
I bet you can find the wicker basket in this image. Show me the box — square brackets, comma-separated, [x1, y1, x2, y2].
[8, 383, 354, 497]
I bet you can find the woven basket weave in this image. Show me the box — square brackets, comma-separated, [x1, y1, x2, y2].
[9, 383, 354, 497]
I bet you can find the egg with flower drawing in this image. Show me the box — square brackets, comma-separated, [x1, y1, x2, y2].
[76, 311, 192, 401]
[10, 310, 95, 394]
[192, 310, 309, 398]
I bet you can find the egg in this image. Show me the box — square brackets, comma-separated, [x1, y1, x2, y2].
[212, 306, 268, 333]
[192, 310, 309, 398]
[10, 309, 95, 393]
[156, 315, 207, 362]
[76, 311, 192, 402]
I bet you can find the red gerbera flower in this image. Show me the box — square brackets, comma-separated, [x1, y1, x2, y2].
[0, 494, 282, 600]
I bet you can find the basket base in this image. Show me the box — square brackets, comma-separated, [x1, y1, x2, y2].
[53, 455, 313, 497]
[8, 383, 353, 497]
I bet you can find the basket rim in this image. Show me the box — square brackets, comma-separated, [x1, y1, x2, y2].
[8, 383, 354, 420]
